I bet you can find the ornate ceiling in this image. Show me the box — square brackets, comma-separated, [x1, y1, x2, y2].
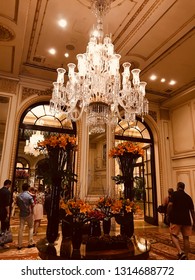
[0, 0, 194, 107]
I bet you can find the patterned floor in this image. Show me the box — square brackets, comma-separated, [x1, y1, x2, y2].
[0, 215, 195, 260]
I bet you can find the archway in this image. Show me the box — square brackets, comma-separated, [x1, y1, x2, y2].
[14, 101, 77, 196]
[114, 118, 158, 225]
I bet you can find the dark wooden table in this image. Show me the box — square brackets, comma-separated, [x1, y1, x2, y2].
[81, 235, 150, 260]
[37, 235, 150, 260]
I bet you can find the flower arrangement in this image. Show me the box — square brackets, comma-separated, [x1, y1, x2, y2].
[37, 134, 77, 151]
[15, 170, 29, 179]
[109, 141, 144, 158]
[97, 196, 113, 208]
[96, 196, 114, 219]
[60, 198, 108, 224]
[87, 209, 106, 221]
[109, 142, 144, 201]
[111, 198, 139, 215]
[36, 134, 78, 190]
[59, 198, 92, 223]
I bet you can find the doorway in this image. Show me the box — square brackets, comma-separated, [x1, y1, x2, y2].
[14, 102, 77, 195]
[114, 118, 158, 225]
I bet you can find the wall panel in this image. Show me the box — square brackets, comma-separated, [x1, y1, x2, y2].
[171, 103, 194, 154]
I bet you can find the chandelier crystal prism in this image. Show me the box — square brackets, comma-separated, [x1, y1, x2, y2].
[50, 0, 149, 134]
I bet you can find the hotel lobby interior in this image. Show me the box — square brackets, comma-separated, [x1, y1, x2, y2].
[0, 0, 195, 260]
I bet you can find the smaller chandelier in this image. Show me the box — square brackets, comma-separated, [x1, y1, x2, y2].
[50, 0, 148, 133]
[24, 131, 44, 157]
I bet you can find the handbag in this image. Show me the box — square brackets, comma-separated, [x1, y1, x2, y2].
[157, 204, 166, 214]
[0, 230, 13, 245]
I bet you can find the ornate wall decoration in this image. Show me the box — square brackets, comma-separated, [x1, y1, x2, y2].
[22, 87, 52, 101]
[149, 110, 157, 122]
[0, 77, 18, 93]
[0, 24, 15, 41]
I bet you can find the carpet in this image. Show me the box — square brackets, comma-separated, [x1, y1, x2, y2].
[135, 228, 195, 260]
[1, 217, 195, 260]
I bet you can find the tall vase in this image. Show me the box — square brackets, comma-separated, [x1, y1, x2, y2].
[115, 211, 134, 238]
[72, 219, 83, 250]
[90, 220, 101, 236]
[60, 216, 73, 259]
[61, 215, 73, 238]
[103, 218, 111, 235]
[46, 146, 69, 244]
[117, 154, 139, 200]
[71, 219, 83, 260]
[46, 175, 61, 243]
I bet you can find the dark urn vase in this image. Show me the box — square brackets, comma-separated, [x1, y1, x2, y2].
[61, 215, 73, 238]
[60, 216, 83, 259]
[62, 216, 83, 250]
[117, 154, 140, 201]
[46, 175, 61, 243]
[60, 216, 74, 259]
[90, 220, 101, 236]
[102, 218, 111, 235]
[115, 211, 134, 238]
[72, 219, 83, 250]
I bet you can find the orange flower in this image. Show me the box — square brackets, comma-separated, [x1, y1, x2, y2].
[60, 198, 92, 219]
[111, 198, 139, 214]
[109, 141, 144, 158]
[37, 134, 77, 151]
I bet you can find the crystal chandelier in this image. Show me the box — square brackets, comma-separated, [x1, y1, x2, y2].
[50, 0, 149, 134]
[24, 131, 44, 157]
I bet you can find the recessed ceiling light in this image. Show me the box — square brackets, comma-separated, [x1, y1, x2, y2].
[64, 53, 69, 58]
[150, 75, 157, 81]
[48, 48, 56, 55]
[161, 78, 166, 83]
[169, 80, 176, 85]
[58, 19, 67, 28]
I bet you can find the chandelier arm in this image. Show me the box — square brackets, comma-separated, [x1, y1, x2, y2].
[115, 105, 125, 121]
[68, 104, 85, 122]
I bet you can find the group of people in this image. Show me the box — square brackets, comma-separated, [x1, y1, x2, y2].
[0, 180, 46, 250]
[162, 182, 195, 260]
[1, 179, 195, 260]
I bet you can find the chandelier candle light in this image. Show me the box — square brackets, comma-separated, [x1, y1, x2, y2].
[50, 0, 148, 134]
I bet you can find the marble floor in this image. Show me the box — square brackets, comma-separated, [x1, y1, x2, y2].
[0, 215, 195, 260]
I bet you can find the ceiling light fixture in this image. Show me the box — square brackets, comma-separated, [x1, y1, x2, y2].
[169, 80, 176, 85]
[58, 19, 67, 28]
[150, 75, 157, 81]
[49, 48, 56, 55]
[50, 0, 149, 134]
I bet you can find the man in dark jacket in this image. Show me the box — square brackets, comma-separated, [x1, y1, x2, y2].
[167, 181, 195, 260]
[0, 179, 11, 233]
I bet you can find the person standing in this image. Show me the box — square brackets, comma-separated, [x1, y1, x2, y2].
[0, 179, 12, 234]
[167, 182, 195, 260]
[163, 187, 174, 226]
[16, 183, 35, 250]
[33, 185, 45, 235]
[11, 188, 18, 218]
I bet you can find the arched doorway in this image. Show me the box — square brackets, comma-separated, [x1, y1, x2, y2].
[14, 101, 77, 196]
[114, 118, 158, 225]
